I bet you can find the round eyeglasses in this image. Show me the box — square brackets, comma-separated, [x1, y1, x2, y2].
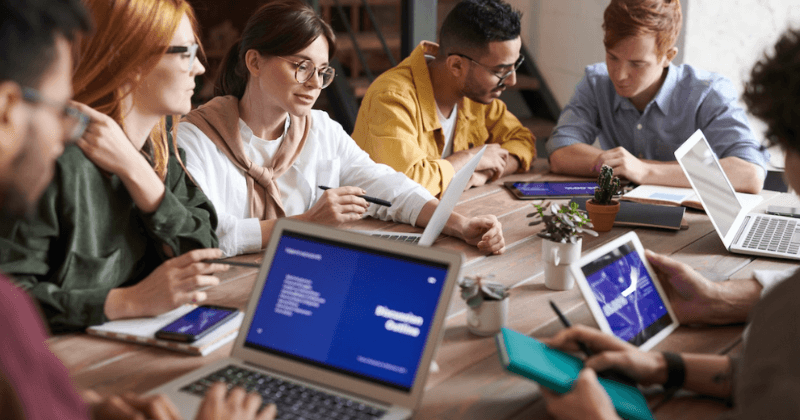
[449, 53, 525, 87]
[21, 87, 90, 142]
[166, 43, 199, 72]
[276, 56, 336, 89]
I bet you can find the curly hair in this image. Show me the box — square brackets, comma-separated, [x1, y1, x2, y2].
[603, 0, 681, 59]
[743, 28, 800, 155]
[438, 0, 521, 56]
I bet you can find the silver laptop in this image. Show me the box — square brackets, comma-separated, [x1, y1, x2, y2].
[149, 218, 463, 419]
[362, 145, 487, 246]
[675, 129, 800, 260]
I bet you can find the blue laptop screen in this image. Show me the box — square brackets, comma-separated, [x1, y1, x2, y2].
[513, 181, 597, 197]
[580, 242, 671, 345]
[244, 231, 450, 392]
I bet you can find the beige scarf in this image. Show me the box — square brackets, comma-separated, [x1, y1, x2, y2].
[182, 95, 310, 220]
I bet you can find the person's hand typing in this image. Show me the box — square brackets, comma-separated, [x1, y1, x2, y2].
[195, 383, 276, 420]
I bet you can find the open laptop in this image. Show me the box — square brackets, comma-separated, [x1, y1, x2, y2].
[362, 145, 487, 246]
[149, 218, 464, 419]
[675, 129, 800, 260]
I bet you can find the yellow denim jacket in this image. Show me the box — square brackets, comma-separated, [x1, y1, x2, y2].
[352, 41, 536, 197]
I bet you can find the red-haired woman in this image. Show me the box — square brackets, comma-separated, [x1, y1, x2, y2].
[0, 0, 227, 332]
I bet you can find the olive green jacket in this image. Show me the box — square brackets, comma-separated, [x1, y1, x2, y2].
[0, 143, 218, 332]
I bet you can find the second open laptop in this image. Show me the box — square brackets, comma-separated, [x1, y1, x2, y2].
[675, 129, 800, 260]
[149, 218, 463, 419]
[361, 145, 487, 246]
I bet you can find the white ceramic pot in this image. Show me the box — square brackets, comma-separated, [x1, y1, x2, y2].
[542, 238, 582, 290]
[466, 298, 508, 336]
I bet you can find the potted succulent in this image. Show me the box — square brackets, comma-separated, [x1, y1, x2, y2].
[585, 164, 622, 232]
[528, 202, 597, 290]
[458, 275, 509, 336]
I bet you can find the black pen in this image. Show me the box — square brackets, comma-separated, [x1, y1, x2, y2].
[550, 300, 637, 386]
[549, 300, 594, 356]
[318, 185, 392, 207]
[205, 259, 261, 268]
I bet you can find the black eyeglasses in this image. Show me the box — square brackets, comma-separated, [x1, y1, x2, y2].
[21, 87, 89, 142]
[277, 56, 336, 89]
[166, 44, 199, 72]
[449, 53, 525, 86]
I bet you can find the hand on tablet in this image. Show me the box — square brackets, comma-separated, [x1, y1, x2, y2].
[541, 368, 620, 420]
[644, 250, 759, 325]
[541, 325, 667, 386]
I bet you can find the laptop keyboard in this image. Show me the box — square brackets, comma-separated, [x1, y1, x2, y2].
[181, 365, 387, 420]
[742, 216, 800, 254]
[373, 233, 421, 243]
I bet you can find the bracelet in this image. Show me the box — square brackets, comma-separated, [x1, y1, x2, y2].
[661, 351, 686, 390]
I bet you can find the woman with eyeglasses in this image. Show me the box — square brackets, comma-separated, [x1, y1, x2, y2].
[0, 0, 237, 333]
[177, 0, 506, 257]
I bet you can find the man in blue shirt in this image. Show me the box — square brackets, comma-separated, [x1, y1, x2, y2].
[545, 0, 767, 193]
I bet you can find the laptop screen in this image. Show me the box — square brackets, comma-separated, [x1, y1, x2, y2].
[244, 230, 450, 393]
[580, 241, 672, 346]
[678, 134, 742, 237]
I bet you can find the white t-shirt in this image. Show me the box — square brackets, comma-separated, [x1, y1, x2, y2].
[177, 110, 434, 257]
[437, 103, 458, 158]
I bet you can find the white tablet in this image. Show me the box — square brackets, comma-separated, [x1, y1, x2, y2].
[569, 232, 679, 351]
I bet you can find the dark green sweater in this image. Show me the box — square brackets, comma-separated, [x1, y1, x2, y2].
[0, 143, 218, 332]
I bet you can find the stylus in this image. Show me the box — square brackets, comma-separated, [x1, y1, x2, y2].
[549, 300, 594, 356]
[318, 186, 392, 207]
[205, 259, 261, 268]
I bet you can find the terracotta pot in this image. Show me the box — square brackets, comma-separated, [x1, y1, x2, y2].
[585, 199, 620, 232]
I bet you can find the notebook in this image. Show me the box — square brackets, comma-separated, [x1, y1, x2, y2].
[675, 129, 800, 260]
[621, 184, 762, 212]
[87, 305, 243, 356]
[496, 328, 653, 420]
[570, 198, 687, 230]
[149, 218, 464, 419]
[360, 145, 486, 246]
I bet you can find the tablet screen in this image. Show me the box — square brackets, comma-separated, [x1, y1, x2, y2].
[580, 241, 672, 346]
[511, 182, 597, 197]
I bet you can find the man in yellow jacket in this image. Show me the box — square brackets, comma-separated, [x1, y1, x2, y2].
[352, 0, 536, 197]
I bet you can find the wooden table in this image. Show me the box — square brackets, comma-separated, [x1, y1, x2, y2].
[50, 162, 794, 419]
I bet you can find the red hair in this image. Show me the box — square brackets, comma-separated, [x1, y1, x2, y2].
[602, 0, 682, 59]
[73, 0, 200, 180]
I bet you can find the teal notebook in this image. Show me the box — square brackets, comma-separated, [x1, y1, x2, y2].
[496, 328, 654, 420]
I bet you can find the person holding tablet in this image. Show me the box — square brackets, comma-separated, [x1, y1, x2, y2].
[176, 0, 506, 258]
[541, 28, 800, 419]
[545, 0, 768, 194]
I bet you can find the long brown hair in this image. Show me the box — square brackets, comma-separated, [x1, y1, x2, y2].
[216, 0, 336, 99]
[72, 0, 200, 180]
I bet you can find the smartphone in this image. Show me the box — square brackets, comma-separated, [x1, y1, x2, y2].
[766, 205, 800, 219]
[155, 305, 239, 343]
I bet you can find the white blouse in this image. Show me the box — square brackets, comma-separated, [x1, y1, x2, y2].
[177, 109, 434, 256]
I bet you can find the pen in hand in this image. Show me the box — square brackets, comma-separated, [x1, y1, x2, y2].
[204, 259, 261, 268]
[318, 185, 392, 207]
[549, 300, 594, 356]
[549, 300, 637, 386]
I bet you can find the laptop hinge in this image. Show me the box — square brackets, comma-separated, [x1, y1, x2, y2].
[733, 215, 750, 245]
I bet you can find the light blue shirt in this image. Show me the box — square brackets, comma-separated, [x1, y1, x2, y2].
[545, 63, 769, 171]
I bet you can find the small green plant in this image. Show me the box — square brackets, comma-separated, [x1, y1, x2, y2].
[528, 202, 597, 243]
[459, 275, 508, 308]
[594, 164, 621, 205]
